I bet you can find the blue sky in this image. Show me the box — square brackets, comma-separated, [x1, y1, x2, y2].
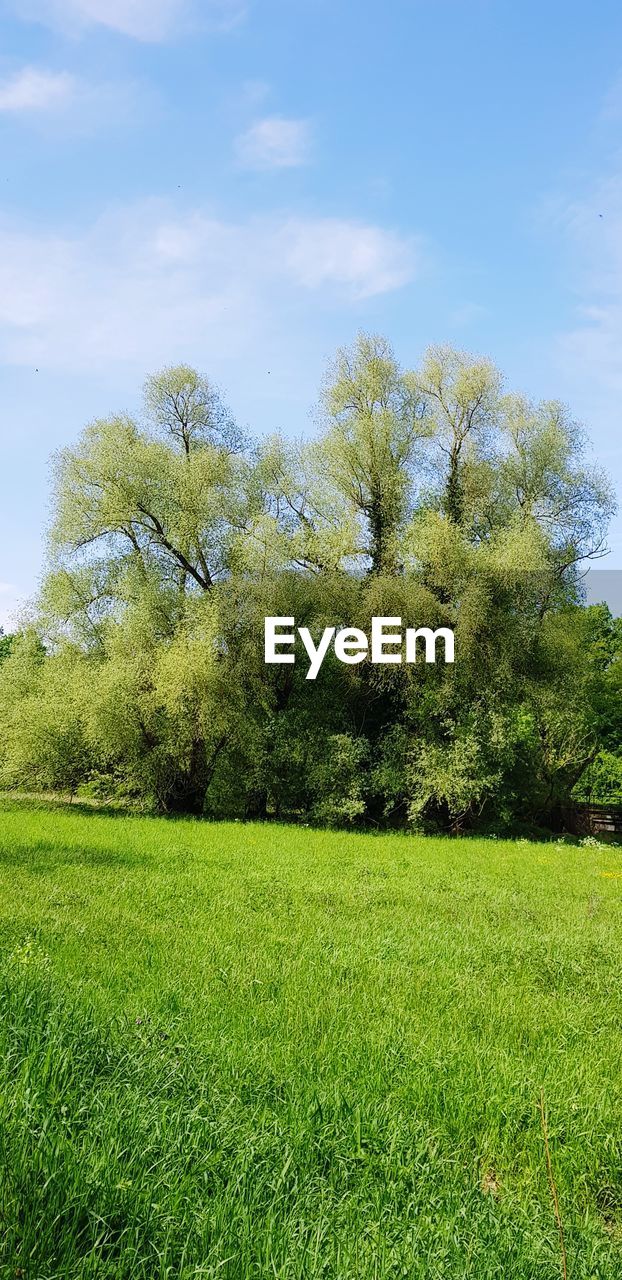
[2, 0, 622, 628]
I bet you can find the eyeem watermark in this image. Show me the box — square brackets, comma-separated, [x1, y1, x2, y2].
[265, 617, 455, 680]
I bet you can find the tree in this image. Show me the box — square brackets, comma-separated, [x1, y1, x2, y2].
[0, 629, 14, 665]
[316, 333, 427, 575]
[408, 344, 501, 526]
[143, 365, 246, 457]
[0, 632, 90, 797]
[0, 344, 616, 830]
[49, 368, 250, 625]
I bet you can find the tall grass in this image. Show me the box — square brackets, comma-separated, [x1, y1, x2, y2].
[1, 799, 622, 1277]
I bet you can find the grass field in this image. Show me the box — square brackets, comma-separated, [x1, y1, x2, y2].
[1, 800, 622, 1279]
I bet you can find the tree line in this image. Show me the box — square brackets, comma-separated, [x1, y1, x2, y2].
[1, 334, 621, 831]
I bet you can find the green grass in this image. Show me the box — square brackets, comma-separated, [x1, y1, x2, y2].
[1, 800, 622, 1278]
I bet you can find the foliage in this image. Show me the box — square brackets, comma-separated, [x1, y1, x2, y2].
[0, 336, 618, 830]
[575, 750, 622, 804]
[0, 629, 14, 665]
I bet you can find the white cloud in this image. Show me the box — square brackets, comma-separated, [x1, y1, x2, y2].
[0, 65, 154, 133]
[235, 116, 312, 171]
[8, 0, 244, 40]
[281, 218, 415, 297]
[0, 201, 420, 373]
[0, 67, 75, 112]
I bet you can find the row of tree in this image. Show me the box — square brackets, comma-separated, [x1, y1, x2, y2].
[1, 335, 620, 831]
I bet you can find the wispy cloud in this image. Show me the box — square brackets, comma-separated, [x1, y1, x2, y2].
[235, 116, 312, 171]
[0, 66, 75, 112]
[281, 218, 416, 297]
[0, 64, 153, 133]
[556, 173, 622, 397]
[7, 0, 244, 40]
[449, 302, 488, 328]
[0, 201, 420, 373]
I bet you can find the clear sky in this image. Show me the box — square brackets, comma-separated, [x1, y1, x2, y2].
[1, 0, 622, 629]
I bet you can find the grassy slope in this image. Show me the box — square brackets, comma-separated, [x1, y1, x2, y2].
[1, 800, 622, 1279]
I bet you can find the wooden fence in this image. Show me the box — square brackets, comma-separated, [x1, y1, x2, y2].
[574, 803, 622, 837]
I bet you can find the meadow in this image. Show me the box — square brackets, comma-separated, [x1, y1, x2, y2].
[1, 799, 622, 1279]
